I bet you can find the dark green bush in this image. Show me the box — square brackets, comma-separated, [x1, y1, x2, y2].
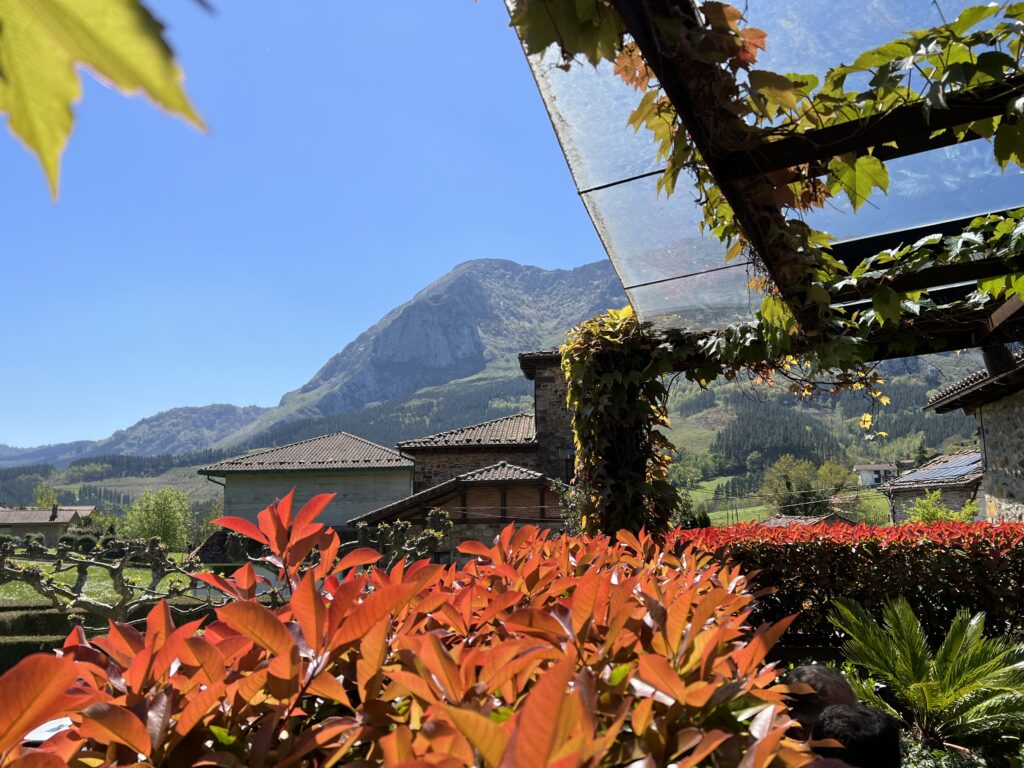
[0, 635, 66, 673]
[75, 534, 98, 553]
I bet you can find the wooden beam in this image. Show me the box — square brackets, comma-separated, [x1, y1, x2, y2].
[713, 76, 1024, 182]
[985, 295, 1024, 337]
[609, 0, 822, 333]
[829, 258, 1019, 305]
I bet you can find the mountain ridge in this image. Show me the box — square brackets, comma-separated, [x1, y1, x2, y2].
[1, 258, 624, 467]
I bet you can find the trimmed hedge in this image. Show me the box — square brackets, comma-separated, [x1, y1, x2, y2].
[672, 522, 1024, 646]
[0, 608, 69, 636]
[0, 635, 65, 673]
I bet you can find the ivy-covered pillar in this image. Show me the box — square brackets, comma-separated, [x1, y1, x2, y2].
[561, 307, 679, 535]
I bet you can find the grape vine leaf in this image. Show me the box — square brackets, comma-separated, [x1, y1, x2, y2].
[828, 153, 889, 212]
[0, 0, 204, 197]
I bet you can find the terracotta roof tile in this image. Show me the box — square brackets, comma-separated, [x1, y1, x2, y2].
[457, 462, 546, 482]
[878, 450, 982, 492]
[397, 413, 536, 450]
[350, 462, 554, 525]
[199, 432, 412, 475]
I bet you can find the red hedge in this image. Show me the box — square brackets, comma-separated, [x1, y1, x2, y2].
[670, 522, 1024, 646]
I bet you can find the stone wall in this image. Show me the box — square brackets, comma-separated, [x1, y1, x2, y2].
[979, 389, 1024, 521]
[530, 358, 575, 482]
[411, 447, 539, 492]
[889, 488, 979, 523]
[223, 468, 413, 527]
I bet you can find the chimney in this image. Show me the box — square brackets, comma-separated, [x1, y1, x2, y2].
[519, 351, 575, 482]
[50, 503, 59, 521]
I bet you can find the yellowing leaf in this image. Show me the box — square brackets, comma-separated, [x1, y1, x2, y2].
[859, 413, 873, 430]
[0, 0, 204, 196]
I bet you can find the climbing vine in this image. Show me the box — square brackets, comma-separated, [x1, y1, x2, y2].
[515, 1, 1024, 532]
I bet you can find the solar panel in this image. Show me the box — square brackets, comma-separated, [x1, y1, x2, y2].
[894, 453, 981, 485]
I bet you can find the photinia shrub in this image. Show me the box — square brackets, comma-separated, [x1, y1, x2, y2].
[669, 521, 1024, 646]
[0, 492, 817, 767]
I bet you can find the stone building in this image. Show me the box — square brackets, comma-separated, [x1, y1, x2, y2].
[198, 432, 413, 527]
[360, 350, 572, 551]
[349, 462, 562, 550]
[397, 351, 574, 492]
[926, 349, 1024, 521]
[0, 505, 94, 546]
[878, 451, 983, 522]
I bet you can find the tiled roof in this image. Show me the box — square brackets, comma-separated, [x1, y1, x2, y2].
[397, 413, 536, 450]
[199, 432, 412, 475]
[458, 462, 545, 482]
[878, 450, 982, 492]
[0, 506, 93, 525]
[761, 513, 856, 528]
[927, 349, 1024, 414]
[350, 462, 553, 525]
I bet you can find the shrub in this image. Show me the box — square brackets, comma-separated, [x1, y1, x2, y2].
[831, 597, 1024, 759]
[57, 534, 76, 548]
[21, 532, 45, 550]
[905, 490, 979, 523]
[671, 522, 1024, 645]
[74, 534, 97, 553]
[120, 487, 191, 551]
[0, 492, 813, 766]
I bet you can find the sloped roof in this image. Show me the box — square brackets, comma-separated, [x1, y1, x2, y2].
[0, 506, 93, 525]
[397, 413, 536, 451]
[350, 462, 554, 525]
[878, 450, 982, 493]
[518, 350, 560, 380]
[199, 432, 412, 475]
[853, 463, 897, 472]
[761, 512, 856, 528]
[927, 349, 1024, 414]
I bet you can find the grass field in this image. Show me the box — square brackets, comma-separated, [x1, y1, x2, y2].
[0, 553, 191, 605]
[53, 466, 220, 508]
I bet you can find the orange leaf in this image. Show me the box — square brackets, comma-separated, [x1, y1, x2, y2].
[331, 583, 419, 646]
[217, 601, 295, 657]
[334, 547, 382, 574]
[172, 682, 225, 742]
[212, 516, 268, 545]
[444, 706, 508, 768]
[637, 654, 689, 703]
[510, 656, 575, 768]
[79, 703, 152, 757]
[292, 571, 326, 652]
[456, 541, 493, 559]
[8, 753, 70, 768]
[291, 493, 336, 533]
[305, 672, 352, 707]
[0, 655, 80, 756]
[733, 615, 797, 675]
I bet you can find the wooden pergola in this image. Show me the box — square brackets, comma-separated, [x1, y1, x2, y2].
[605, 0, 1024, 372]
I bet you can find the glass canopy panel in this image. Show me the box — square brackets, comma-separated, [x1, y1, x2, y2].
[519, 36, 750, 329]
[806, 144, 1024, 241]
[510, 0, 1024, 331]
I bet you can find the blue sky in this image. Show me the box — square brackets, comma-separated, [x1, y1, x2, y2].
[0, 1, 605, 447]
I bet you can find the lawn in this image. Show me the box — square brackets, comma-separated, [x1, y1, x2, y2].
[0, 553, 192, 606]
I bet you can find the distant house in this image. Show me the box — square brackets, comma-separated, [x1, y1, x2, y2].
[350, 461, 562, 551]
[852, 463, 898, 486]
[878, 450, 983, 523]
[198, 432, 413, 527]
[761, 512, 856, 528]
[397, 351, 575, 493]
[925, 349, 1024, 522]
[0, 505, 94, 545]
[362, 351, 574, 551]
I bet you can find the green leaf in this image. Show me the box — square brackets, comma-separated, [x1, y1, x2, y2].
[949, 4, 1001, 36]
[748, 70, 800, 112]
[0, 0, 204, 196]
[994, 119, 1024, 170]
[829, 154, 889, 211]
[872, 286, 902, 326]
